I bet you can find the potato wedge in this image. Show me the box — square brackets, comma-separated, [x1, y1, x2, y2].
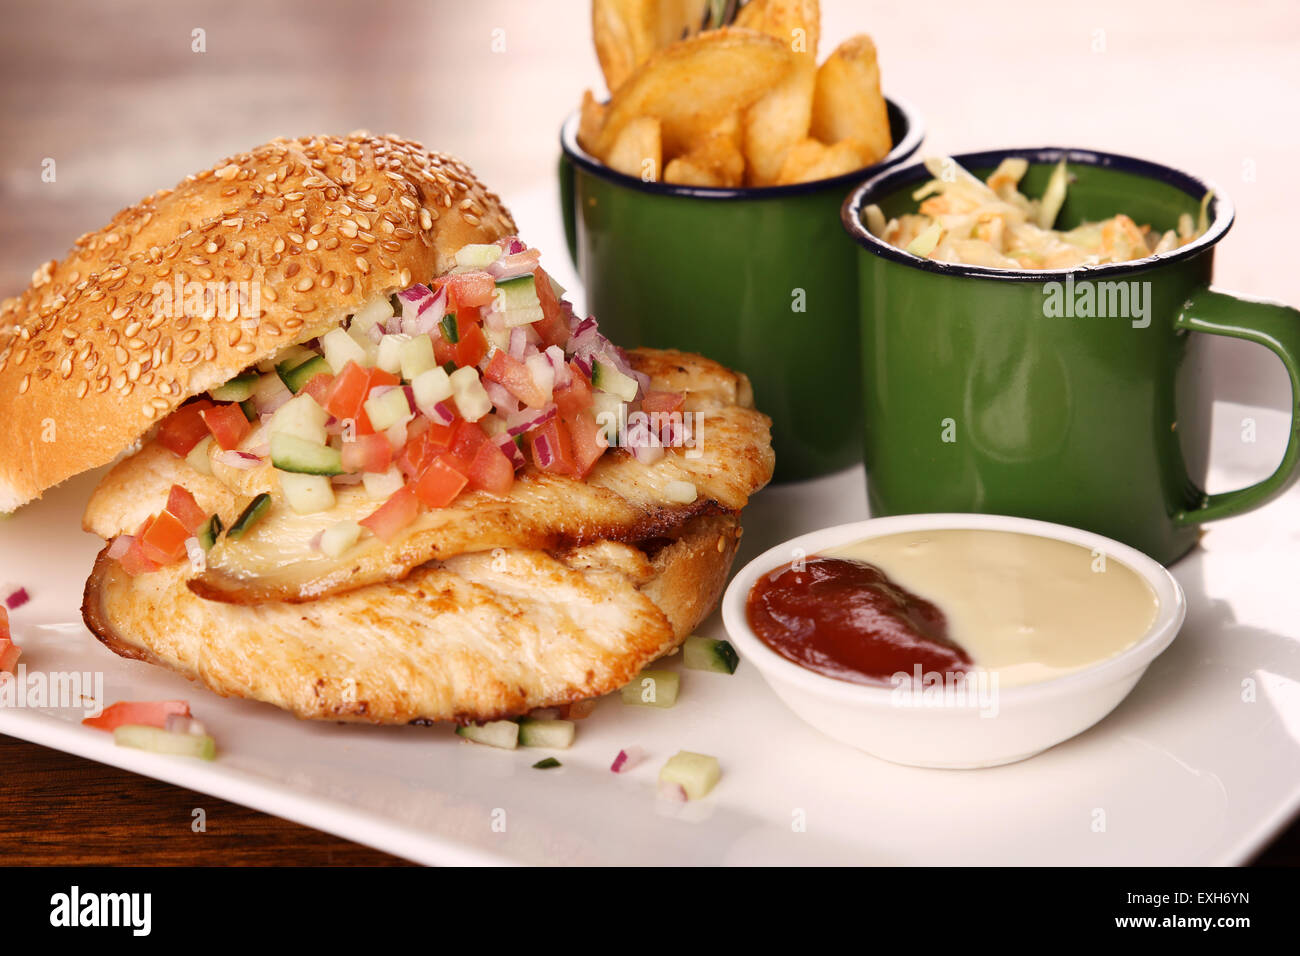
[577, 89, 608, 153]
[664, 114, 745, 187]
[776, 138, 867, 185]
[742, 57, 815, 186]
[595, 27, 797, 160]
[734, 0, 820, 59]
[593, 0, 658, 93]
[593, 0, 714, 93]
[605, 116, 663, 181]
[810, 34, 893, 166]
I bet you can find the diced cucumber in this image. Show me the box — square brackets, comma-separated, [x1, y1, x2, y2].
[659, 751, 720, 800]
[279, 473, 335, 515]
[591, 392, 624, 445]
[411, 366, 453, 414]
[227, 493, 272, 540]
[455, 720, 519, 750]
[592, 358, 638, 403]
[320, 520, 362, 558]
[376, 333, 411, 375]
[517, 717, 575, 750]
[322, 327, 369, 373]
[455, 243, 503, 269]
[494, 274, 540, 309]
[186, 435, 215, 476]
[532, 758, 561, 770]
[399, 335, 437, 380]
[196, 514, 224, 551]
[350, 295, 395, 337]
[268, 344, 315, 373]
[439, 313, 459, 343]
[484, 325, 511, 352]
[271, 433, 343, 475]
[682, 636, 740, 674]
[494, 275, 544, 327]
[269, 394, 328, 444]
[278, 355, 330, 394]
[364, 387, 413, 432]
[363, 466, 405, 500]
[113, 724, 216, 761]
[449, 366, 492, 422]
[620, 670, 680, 708]
[240, 398, 258, 421]
[210, 370, 259, 402]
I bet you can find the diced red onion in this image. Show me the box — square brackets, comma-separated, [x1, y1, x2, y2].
[486, 249, 542, 281]
[425, 400, 457, 426]
[572, 354, 592, 379]
[308, 530, 325, 551]
[545, 346, 571, 388]
[505, 403, 556, 437]
[217, 450, 263, 469]
[249, 443, 270, 458]
[483, 380, 520, 416]
[508, 326, 528, 359]
[610, 746, 646, 774]
[165, 714, 208, 736]
[505, 237, 527, 255]
[254, 379, 292, 415]
[107, 536, 132, 560]
[4, 588, 30, 610]
[492, 432, 527, 468]
[399, 285, 446, 336]
[658, 781, 688, 802]
[532, 433, 554, 469]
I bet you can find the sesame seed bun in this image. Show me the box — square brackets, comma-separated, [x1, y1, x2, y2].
[0, 132, 516, 513]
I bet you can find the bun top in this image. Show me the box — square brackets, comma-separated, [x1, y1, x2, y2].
[0, 132, 516, 512]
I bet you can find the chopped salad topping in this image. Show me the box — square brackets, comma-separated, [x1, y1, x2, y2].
[121, 237, 691, 573]
[865, 156, 1212, 270]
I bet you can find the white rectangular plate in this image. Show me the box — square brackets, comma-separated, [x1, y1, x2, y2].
[2, 396, 1298, 865]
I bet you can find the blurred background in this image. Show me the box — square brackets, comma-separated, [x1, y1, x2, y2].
[2, 0, 1298, 407]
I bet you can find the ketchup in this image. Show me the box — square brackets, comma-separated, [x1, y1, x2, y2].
[746, 557, 971, 684]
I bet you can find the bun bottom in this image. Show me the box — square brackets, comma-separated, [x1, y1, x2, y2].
[82, 514, 743, 724]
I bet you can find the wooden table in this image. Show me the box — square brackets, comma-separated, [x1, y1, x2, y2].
[2, 0, 1297, 866]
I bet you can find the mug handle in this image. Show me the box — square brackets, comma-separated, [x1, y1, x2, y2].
[1174, 287, 1300, 525]
[558, 153, 578, 269]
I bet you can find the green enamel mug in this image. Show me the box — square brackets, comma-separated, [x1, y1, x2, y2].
[842, 147, 1300, 564]
[560, 98, 924, 482]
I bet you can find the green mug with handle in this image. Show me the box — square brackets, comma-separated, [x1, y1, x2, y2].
[841, 147, 1300, 565]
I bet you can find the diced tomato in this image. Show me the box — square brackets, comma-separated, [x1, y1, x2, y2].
[467, 440, 515, 494]
[433, 334, 456, 367]
[484, 351, 548, 408]
[164, 485, 208, 535]
[563, 410, 609, 479]
[642, 391, 685, 416]
[156, 399, 215, 457]
[529, 419, 577, 476]
[139, 510, 191, 565]
[360, 484, 420, 541]
[367, 367, 400, 391]
[453, 322, 488, 368]
[0, 606, 9, 643]
[440, 272, 496, 309]
[324, 361, 370, 420]
[82, 700, 191, 732]
[450, 420, 488, 460]
[301, 372, 335, 405]
[341, 433, 392, 474]
[532, 268, 570, 348]
[553, 368, 593, 417]
[414, 456, 470, 508]
[119, 532, 161, 577]
[396, 421, 448, 478]
[0, 637, 20, 676]
[200, 403, 251, 451]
